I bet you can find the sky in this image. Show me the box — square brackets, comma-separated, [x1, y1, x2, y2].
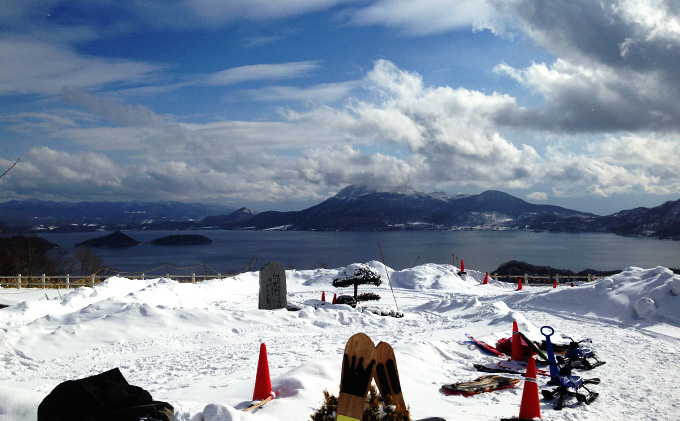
[1, 1, 679, 215]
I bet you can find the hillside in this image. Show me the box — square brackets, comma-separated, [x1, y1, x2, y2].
[599, 199, 680, 238]
[239, 185, 597, 231]
[1, 185, 678, 238]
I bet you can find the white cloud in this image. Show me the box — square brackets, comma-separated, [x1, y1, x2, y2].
[492, 0, 680, 88]
[0, 40, 158, 95]
[493, 58, 680, 131]
[7, 147, 124, 200]
[614, 0, 680, 43]
[527, 192, 548, 201]
[183, 0, 351, 23]
[3, 59, 680, 207]
[60, 89, 168, 128]
[588, 132, 680, 169]
[351, 0, 500, 35]
[296, 145, 418, 187]
[235, 81, 359, 103]
[204, 61, 321, 86]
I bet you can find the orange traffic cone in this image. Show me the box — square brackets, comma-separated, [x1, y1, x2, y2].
[321, 291, 326, 302]
[332, 293, 337, 304]
[483, 272, 488, 285]
[253, 343, 272, 400]
[553, 279, 557, 288]
[518, 357, 541, 419]
[517, 277, 523, 290]
[511, 321, 525, 361]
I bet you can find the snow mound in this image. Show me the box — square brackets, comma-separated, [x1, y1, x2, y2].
[671, 278, 680, 295]
[634, 297, 657, 319]
[390, 264, 487, 290]
[509, 266, 680, 326]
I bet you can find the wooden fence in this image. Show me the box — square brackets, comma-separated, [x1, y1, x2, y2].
[490, 273, 601, 285]
[0, 272, 599, 290]
[0, 273, 227, 290]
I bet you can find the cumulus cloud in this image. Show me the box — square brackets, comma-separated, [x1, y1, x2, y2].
[2, 53, 679, 207]
[296, 145, 418, 187]
[494, 59, 680, 132]
[278, 60, 680, 199]
[615, 0, 680, 42]
[4, 147, 125, 201]
[491, 0, 680, 132]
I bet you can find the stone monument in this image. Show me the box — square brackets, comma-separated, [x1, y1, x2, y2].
[259, 262, 287, 310]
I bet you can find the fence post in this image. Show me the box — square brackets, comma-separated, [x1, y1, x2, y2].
[42, 274, 46, 289]
[91, 275, 95, 288]
[524, 273, 529, 286]
[218, 273, 221, 279]
[66, 274, 70, 289]
[17, 274, 21, 289]
[587, 273, 592, 282]
[191, 273, 195, 283]
[141, 273, 145, 280]
[556, 274, 560, 286]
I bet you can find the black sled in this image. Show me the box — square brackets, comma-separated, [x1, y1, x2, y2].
[556, 335, 606, 370]
[542, 366, 600, 410]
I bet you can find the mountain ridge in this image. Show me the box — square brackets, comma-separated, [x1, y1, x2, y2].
[1, 185, 678, 239]
[238, 185, 597, 232]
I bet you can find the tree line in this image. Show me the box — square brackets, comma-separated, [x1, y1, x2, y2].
[0, 222, 106, 276]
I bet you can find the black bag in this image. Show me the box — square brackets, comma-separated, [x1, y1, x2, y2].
[38, 368, 173, 421]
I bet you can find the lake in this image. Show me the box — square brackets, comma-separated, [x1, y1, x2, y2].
[40, 230, 680, 276]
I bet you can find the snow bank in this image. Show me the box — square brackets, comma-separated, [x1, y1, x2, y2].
[507, 266, 680, 326]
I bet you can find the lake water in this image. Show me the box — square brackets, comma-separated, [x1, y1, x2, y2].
[41, 230, 680, 276]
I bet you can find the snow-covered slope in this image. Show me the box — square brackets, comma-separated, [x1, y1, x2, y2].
[0, 264, 678, 420]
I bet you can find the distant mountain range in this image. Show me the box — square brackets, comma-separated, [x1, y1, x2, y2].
[1, 185, 679, 239]
[0, 200, 230, 232]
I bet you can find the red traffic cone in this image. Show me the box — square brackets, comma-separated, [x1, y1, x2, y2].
[253, 343, 272, 400]
[571, 282, 574, 287]
[332, 293, 337, 304]
[518, 357, 541, 419]
[553, 279, 557, 288]
[483, 272, 488, 285]
[517, 277, 523, 291]
[321, 291, 326, 302]
[511, 321, 525, 361]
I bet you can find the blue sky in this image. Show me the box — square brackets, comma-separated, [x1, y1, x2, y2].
[1, 1, 679, 215]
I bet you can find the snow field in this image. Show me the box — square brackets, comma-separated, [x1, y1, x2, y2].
[0, 263, 678, 420]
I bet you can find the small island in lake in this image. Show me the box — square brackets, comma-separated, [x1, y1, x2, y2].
[75, 231, 141, 248]
[149, 234, 212, 246]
